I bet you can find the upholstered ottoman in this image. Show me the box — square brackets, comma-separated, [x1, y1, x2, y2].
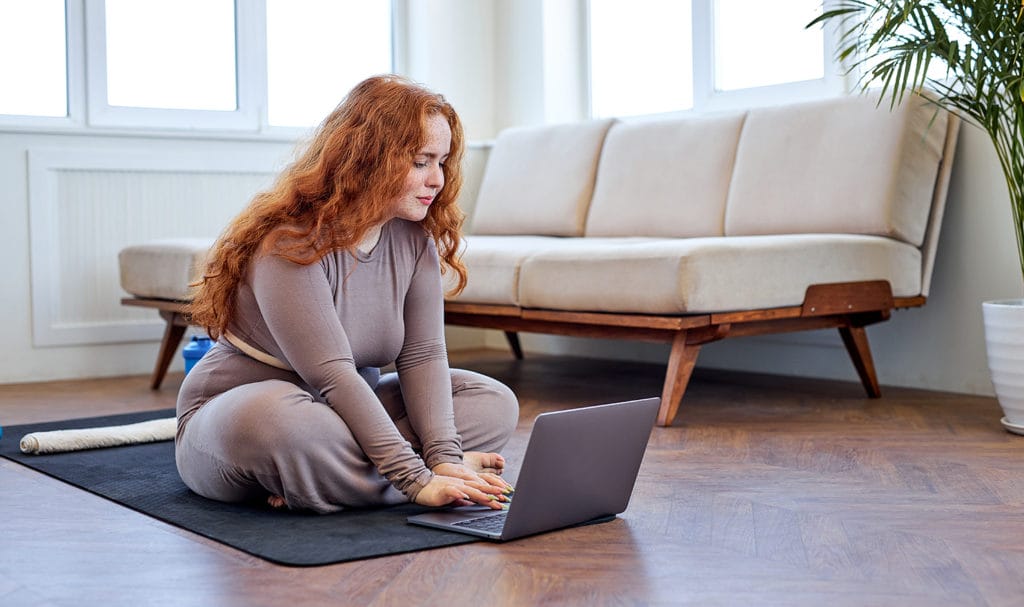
[118, 238, 214, 389]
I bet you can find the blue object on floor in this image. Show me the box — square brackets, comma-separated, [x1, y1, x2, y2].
[183, 336, 213, 375]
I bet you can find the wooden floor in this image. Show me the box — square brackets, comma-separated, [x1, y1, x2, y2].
[1, 350, 1023, 607]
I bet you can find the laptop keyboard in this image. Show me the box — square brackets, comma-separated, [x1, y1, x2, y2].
[452, 512, 507, 533]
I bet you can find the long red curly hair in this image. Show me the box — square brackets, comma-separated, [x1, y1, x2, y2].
[189, 75, 467, 340]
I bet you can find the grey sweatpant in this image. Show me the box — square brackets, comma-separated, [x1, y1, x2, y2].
[176, 354, 519, 513]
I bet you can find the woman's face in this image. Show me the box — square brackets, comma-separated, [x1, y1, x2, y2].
[390, 114, 452, 223]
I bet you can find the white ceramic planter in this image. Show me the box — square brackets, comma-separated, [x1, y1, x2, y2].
[983, 298, 1024, 435]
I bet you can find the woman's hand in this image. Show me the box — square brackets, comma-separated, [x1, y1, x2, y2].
[433, 458, 513, 497]
[463, 451, 505, 475]
[414, 474, 505, 510]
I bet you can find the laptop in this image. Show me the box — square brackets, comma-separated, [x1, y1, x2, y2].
[407, 397, 660, 541]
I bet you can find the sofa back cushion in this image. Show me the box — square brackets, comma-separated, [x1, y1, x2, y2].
[470, 118, 615, 236]
[724, 93, 949, 247]
[585, 112, 745, 237]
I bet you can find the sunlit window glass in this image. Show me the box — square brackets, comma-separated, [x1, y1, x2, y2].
[0, 0, 67, 117]
[266, 0, 392, 128]
[713, 0, 823, 91]
[589, 0, 693, 118]
[104, 0, 237, 111]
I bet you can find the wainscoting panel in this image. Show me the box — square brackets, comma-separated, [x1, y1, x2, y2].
[28, 148, 282, 347]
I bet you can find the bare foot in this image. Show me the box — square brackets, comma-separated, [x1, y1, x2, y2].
[267, 495, 286, 509]
[464, 451, 505, 475]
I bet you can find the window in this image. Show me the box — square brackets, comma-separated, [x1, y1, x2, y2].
[0, 0, 68, 117]
[713, 0, 823, 92]
[588, 0, 693, 118]
[0, 0, 395, 133]
[588, 0, 840, 118]
[104, 0, 237, 111]
[85, 0, 261, 129]
[266, 0, 392, 128]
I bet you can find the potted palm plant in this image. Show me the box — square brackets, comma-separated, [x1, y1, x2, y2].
[810, 0, 1024, 433]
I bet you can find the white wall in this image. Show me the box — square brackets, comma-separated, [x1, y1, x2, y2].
[404, 0, 497, 139]
[491, 0, 587, 130]
[0, 132, 294, 383]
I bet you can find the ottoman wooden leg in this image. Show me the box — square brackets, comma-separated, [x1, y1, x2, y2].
[152, 310, 189, 390]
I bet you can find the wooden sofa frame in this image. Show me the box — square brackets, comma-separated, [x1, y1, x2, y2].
[443, 279, 913, 426]
[124, 279, 912, 426]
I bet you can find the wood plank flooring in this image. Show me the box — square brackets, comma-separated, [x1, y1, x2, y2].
[1, 350, 1022, 606]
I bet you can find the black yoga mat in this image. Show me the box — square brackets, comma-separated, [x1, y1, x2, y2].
[0, 409, 476, 566]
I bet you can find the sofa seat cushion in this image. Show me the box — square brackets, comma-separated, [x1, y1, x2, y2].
[516, 234, 922, 314]
[447, 235, 660, 306]
[118, 238, 215, 300]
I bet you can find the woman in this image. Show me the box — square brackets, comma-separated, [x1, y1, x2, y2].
[177, 75, 519, 514]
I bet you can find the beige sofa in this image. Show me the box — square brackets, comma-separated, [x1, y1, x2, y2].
[119, 92, 959, 426]
[443, 92, 960, 425]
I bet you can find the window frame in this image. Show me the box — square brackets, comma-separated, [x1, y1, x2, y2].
[0, 0, 400, 138]
[84, 0, 261, 131]
[0, 0, 84, 129]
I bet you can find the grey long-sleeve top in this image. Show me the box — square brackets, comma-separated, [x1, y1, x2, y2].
[223, 218, 461, 499]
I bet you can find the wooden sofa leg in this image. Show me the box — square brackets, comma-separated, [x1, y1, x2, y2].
[151, 310, 188, 390]
[838, 325, 882, 398]
[658, 331, 702, 427]
[504, 331, 524, 360]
